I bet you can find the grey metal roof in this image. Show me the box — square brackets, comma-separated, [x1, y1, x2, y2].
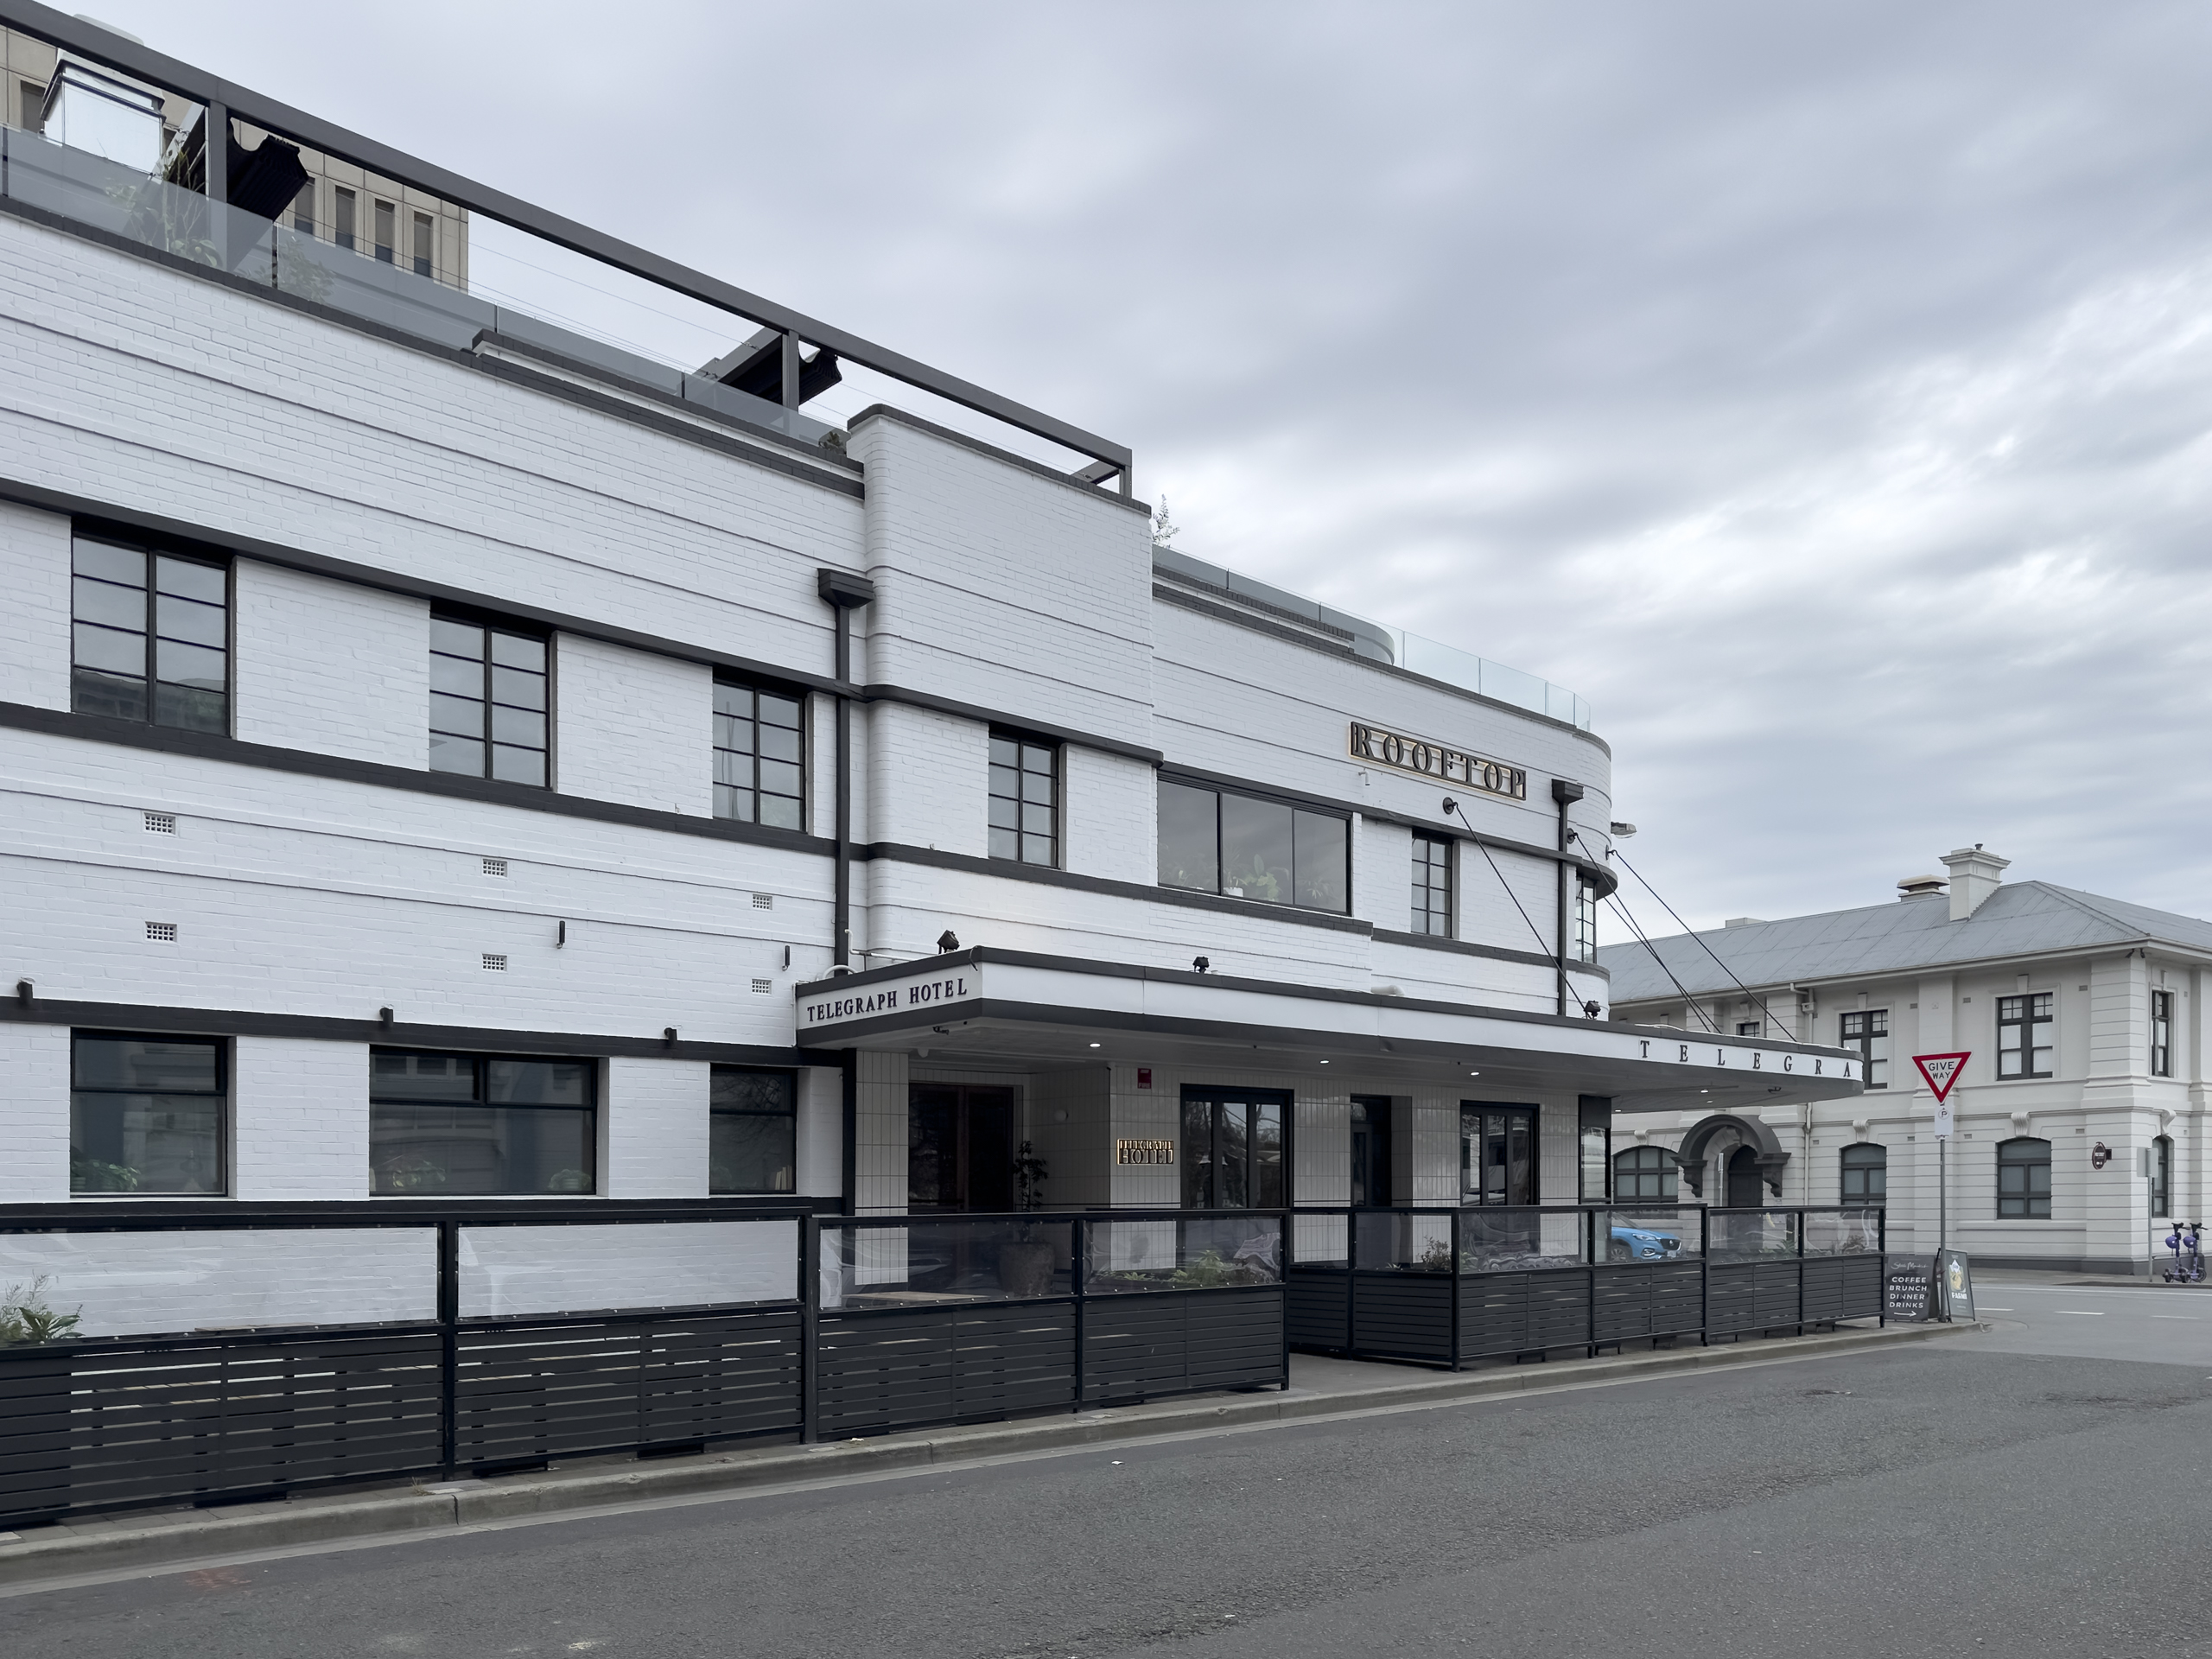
[1599, 880, 2212, 1004]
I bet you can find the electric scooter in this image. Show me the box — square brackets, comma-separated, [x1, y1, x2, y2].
[2165, 1221, 2205, 1284]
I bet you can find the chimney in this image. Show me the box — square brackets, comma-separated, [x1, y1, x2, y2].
[1939, 844, 2009, 921]
[1897, 875, 1946, 901]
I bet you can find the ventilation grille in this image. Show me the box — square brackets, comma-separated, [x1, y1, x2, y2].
[752, 893, 773, 910]
[751, 977, 773, 995]
[143, 811, 176, 835]
[481, 857, 509, 877]
[481, 953, 507, 972]
[145, 921, 177, 942]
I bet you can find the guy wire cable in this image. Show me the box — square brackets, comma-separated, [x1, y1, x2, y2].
[1442, 798, 1578, 1014]
[1607, 842, 1798, 1041]
[1600, 889, 1721, 1033]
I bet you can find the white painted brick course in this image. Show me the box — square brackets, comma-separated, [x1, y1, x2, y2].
[0, 498, 68, 711]
[232, 1034, 369, 1200]
[603, 1056, 710, 1198]
[0, 1023, 69, 1203]
[232, 560, 429, 767]
[556, 635, 712, 815]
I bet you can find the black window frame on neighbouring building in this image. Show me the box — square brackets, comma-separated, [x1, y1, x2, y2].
[1997, 993, 2054, 1080]
[988, 732, 1059, 867]
[2152, 989, 2173, 1078]
[1157, 777, 1350, 915]
[1840, 1141, 1887, 1203]
[429, 611, 551, 787]
[1840, 1009, 1890, 1089]
[1411, 832, 1452, 937]
[1574, 880, 1599, 963]
[69, 1032, 228, 1196]
[1996, 1136, 2051, 1218]
[709, 1066, 798, 1195]
[714, 677, 806, 830]
[71, 531, 231, 734]
[412, 211, 434, 278]
[1612, 1142, 1677, 1202]
[369, 1049, 597, 1196]
[2153, 1134, 2173, 1219]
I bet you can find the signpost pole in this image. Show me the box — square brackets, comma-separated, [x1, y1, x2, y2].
[1913, 1052, 1970, 1320]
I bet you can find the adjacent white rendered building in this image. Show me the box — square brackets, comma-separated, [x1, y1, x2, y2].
[0, 10, 1863, 1236]
[1603, 847, 2209, 1275]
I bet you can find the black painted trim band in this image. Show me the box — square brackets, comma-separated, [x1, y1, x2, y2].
[1371, 927, 1611, 981]
[0, 995, 842, 1066]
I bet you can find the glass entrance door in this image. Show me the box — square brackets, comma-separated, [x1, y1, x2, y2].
[908, 1084, 1016, 1211]
[1350, 1096, 1393, 1207]
[1181, 1090, 1287, 1209]
[1459, 1104, 1537, 1205]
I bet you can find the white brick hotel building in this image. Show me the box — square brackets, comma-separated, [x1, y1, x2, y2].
[0, 10, 1863, 1230]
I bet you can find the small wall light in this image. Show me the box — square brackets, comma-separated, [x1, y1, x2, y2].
[1192, 956, 1211, 974]
[938, 930, 960, 953]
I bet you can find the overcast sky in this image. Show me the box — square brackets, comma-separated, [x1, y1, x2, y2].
[79, 0, 2212, 935]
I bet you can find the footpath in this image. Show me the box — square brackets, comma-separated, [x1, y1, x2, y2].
[0, 1319, 1972, 1588]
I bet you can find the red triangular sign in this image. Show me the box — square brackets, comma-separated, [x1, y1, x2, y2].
[1913, 1052, 1970, 1103]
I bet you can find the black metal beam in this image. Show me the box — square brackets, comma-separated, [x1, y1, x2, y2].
[0, 1, 1132, 473]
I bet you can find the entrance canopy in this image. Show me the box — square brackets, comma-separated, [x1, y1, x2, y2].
[797, 949, 1865, 1112]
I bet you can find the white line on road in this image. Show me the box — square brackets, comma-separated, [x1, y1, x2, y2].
[2056, 1311, 2107, 1317]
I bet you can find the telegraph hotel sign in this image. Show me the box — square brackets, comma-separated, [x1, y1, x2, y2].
[1350, 721, 1526, 800]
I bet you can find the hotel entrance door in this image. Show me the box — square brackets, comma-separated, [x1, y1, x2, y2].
[908, 1084, 1016, 1211]
[1460, 1104, 1537, 1206]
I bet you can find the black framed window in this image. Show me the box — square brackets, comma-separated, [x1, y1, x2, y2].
[289, 179, 315, 234]
[1411, 833, 1452, 937]
[2152, 990, 2173, 1078]
[1997, 994, 2053, 1079]
[412, 212, 434, 278]
[1181, 1090, 1286, 1209]
[1579, 1096, 1611, 1201]
[1460, 1104, 1538, 1205]
[373, 199, 395, 263]
[714, 678, 804, 829]
[1840, 1009, 1890, 1088]
[1737, 1020, 1762, 1038]
[1350, 1096, 1392, 1207]
[72, 534, 228, 733]
[369, 1050, 595, 1195]
[710, 1067, 796, 1194]
[2152, 1135, 2173, 1218]
[1996, 1136, 2051, 1218]
[1612, 1143, 1677, 1201]
[1157, 779, 1348, 913]
[70, 1033, 226, 1195]
[989, 734, 1058, 866]
[1840, 1142, 1886, 1203]
[1574, 880, 1598, 963]
[429, 613, 550, 786]
[334, 185, 356, 250]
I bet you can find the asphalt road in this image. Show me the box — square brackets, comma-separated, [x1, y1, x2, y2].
[16, 1294, 2212, 1659]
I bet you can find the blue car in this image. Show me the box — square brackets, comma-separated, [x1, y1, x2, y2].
[1608, 1224, 1684, 1262]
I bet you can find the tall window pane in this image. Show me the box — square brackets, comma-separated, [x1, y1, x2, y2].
[370, 1049, 595, 1194]
[1996, 1137, 2050, 1218]
[1292, 810, 1346, 911]
[1574, 880, 1598, 962]
[72, 536, 227, 732]
[1997, 994, 2052, 1079]
[988, 734, 1057, 866]
[290, 179, 315, 234]
[1220, 794, 1294, 905]
[373, 198, 396, 263]
[1840, 1142, 1886, 1201]
[429, 615, 548, 786]
[71, 1033, 226, 1194]
[1412, 833, 1452, 936]
[715, 679, 806, 830]
[334, 185, 356, 250]
[710, 1067, 797, 1193]
[412, 212, 434, 277]
[1158, 781, 1219, 892]
[1842, 1010, 1890, 1089]
[2152, 990, 2173, 1077]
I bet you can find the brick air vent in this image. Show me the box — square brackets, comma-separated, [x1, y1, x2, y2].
[482, 857, 509, 876]
[481, 953, 507, 971]
[145, 921, 177, 942]
[751, 977, 773, 994]
[752, 893, 773, 909]
[143, 811, 176, 834]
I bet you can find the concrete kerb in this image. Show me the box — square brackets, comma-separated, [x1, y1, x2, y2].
[0, 1320, 1972, 1586]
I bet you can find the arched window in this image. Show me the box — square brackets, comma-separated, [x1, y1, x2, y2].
[2152, 1135, 2173, 1219]
[1613, 1143, 1678, 1201]
[1997, 1137, 2051, 1219]
[1840, 1142, 1887, 1203]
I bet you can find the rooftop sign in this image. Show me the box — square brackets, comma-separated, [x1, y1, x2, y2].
[1350, 721, 1525, 799]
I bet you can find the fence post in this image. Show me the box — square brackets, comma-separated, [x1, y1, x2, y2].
[1585, 1208, 1598, 1358]
[1344, 1207, 1357, 1357]
[1698, 1206, 1710, 1346]
[1448, 1208, 1462, 1371]
[1278, 1211, 1291, 1390]
[1072, 1217, 1088, 1413]
[1796, 1207, 1806, 1336]
[437, 1218, 459, 1478]
[799, 1216, 820, 1446]
[1878, 1205, 1888, 1328]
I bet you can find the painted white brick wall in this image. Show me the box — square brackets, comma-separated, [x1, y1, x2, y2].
[0, 499, 69, 711]
[866, 700, 985, 855]
[1064, 747, 1155, 885]
[232, 560, 429, 767]
[555, 635, 712, 815]
[603, 1055, 710, 1198]
[232, 1034, 368, 1200]
[0, 1022, 69, 1203]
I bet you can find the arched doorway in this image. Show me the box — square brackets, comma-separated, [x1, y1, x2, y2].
[1726, 1146, 1764, 1209]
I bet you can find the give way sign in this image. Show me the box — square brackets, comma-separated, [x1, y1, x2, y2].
[1914, 1052, 1970, 1137]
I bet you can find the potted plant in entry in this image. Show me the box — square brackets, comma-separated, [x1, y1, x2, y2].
[998, 1142, 1057, 1298]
